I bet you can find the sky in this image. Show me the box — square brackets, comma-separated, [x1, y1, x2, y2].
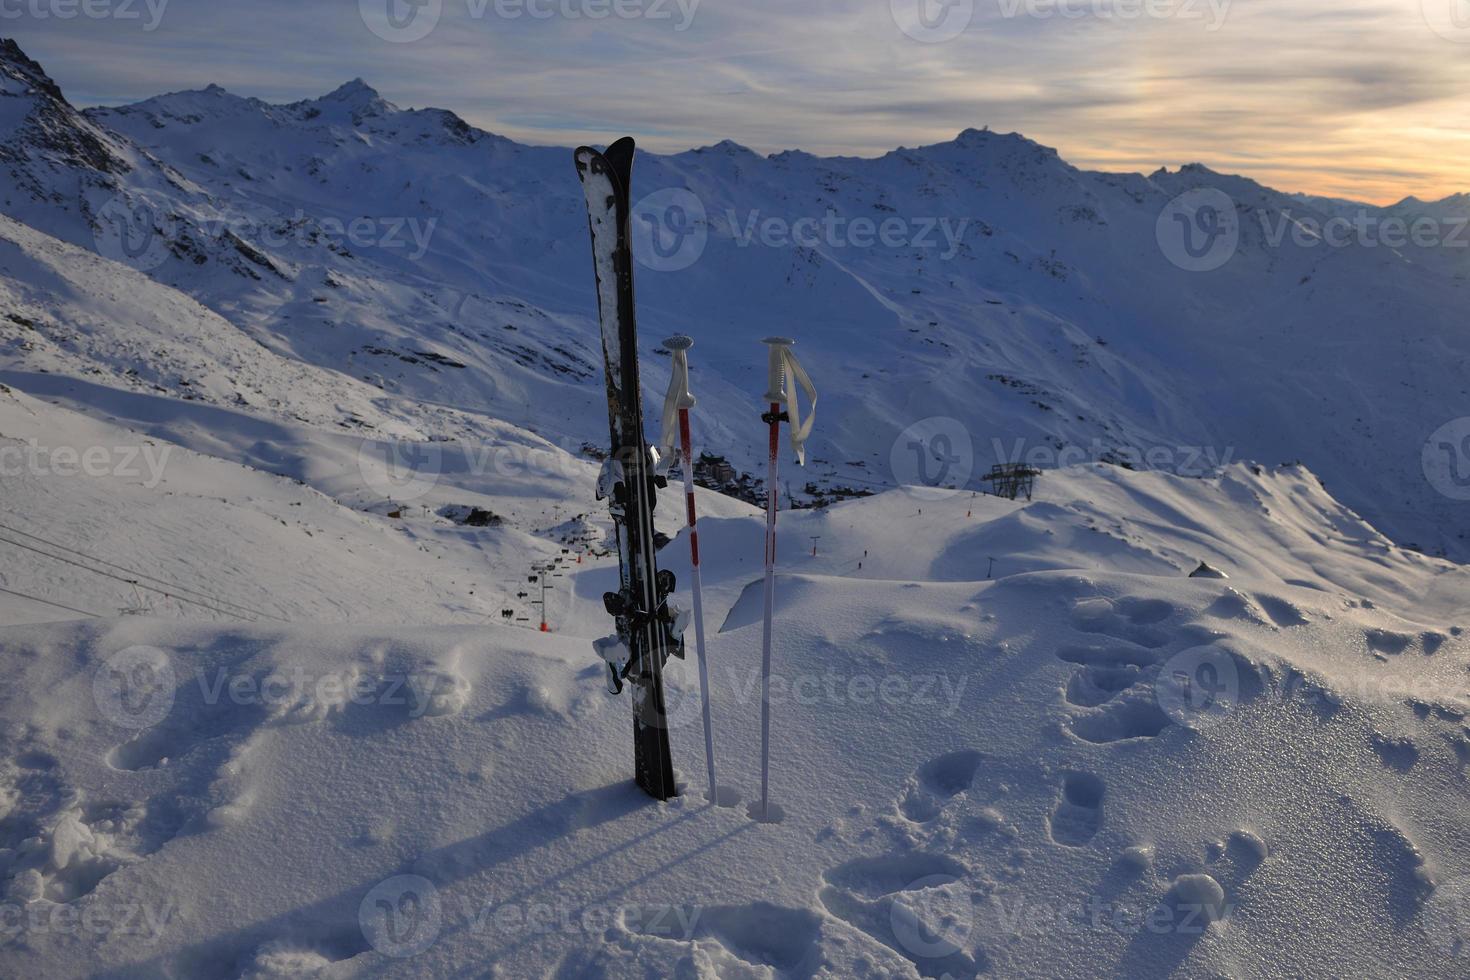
[3, 0, 1469, 203]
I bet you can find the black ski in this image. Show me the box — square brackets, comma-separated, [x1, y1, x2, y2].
[574, 137, 682, 801]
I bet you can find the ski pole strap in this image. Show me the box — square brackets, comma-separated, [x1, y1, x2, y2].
[657, 334, 696, 469]
[762, 337, 817, 465]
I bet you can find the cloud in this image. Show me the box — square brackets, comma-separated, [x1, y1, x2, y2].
[4, 0, 1468, 201]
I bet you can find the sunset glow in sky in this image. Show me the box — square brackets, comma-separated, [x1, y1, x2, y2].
[7, 0, 1470, 204]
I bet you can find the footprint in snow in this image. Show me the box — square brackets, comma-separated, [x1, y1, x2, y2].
[1070, 596, 1173, 649]
[818, 853, 986, 979]
[1066, 691, 1173, 744]
[900, 750, 984, 823]
[627, 900, 822, 975]
[1047, 773, 1104, 847]
[1253, 593, 1310, 628]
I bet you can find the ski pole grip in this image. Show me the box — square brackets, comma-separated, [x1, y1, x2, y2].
[762, 336, 795, 403]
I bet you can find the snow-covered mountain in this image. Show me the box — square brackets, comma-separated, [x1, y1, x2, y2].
[2, 39, 1467, 561]
[5, 38, 1470, 980]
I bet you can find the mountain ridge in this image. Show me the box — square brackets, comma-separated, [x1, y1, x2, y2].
[1, 38, 1467, 562]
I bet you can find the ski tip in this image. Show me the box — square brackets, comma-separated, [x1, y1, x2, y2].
[761, 336, 796, 347]
[573, 145, 602, 171]
[662, 334, 693, 351]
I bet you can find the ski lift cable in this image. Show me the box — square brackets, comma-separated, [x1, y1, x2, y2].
[0, 532, 275, 623]
[0, 519, 278, 620]
[0, 585, 101, 618]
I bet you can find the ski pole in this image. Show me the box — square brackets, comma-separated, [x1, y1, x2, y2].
[757, 337, 817, 822]
[659, 335, 718, 804]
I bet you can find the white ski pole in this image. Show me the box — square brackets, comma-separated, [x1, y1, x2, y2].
[757, 337, 817, 821]
[658, 335, 718, 804]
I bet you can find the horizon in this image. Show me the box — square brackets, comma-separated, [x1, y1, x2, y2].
[5, 0, 1469, 206]
[17, 57, 1449, 212]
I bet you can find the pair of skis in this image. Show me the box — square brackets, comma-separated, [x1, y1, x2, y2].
[574, 138, 816, 815]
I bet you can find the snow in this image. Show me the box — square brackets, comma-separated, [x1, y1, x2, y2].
[0, 440, 1466, 975]
[0, 39, 1468, 979]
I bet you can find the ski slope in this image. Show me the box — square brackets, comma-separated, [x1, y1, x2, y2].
[2, 450, 1468, 977]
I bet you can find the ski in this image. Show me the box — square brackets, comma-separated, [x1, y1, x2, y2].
[574, 137, 684, 802]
